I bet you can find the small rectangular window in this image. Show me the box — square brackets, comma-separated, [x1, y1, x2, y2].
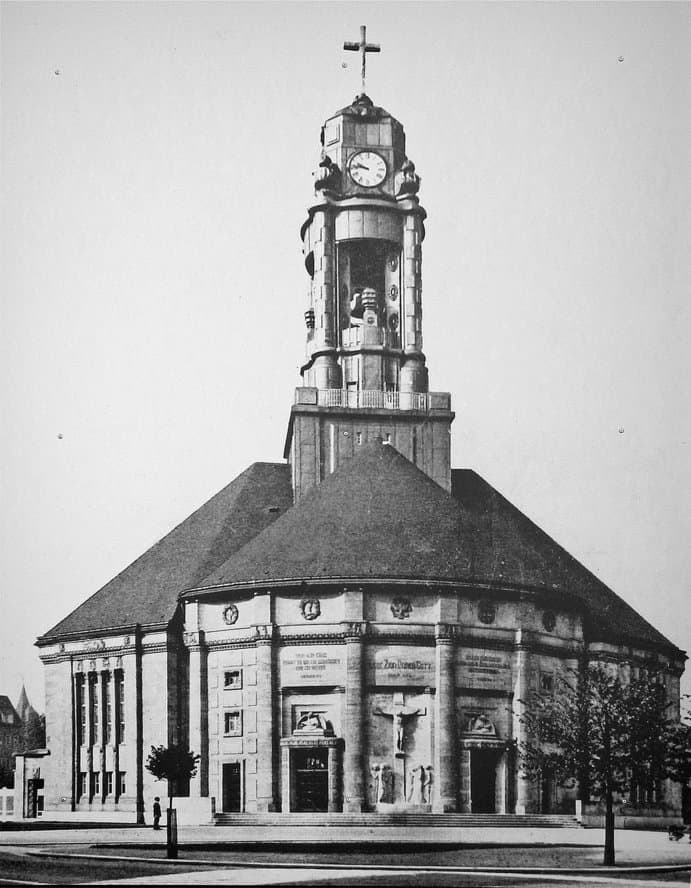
[540, 673, 554, 692]
[104, 675, 112, 744]
[117, 771, 126, 796]
[79, 772, 87, 799]
[224, 710, 243, 737]
[116, 673, 125, 742]
[224, 670, 242, 690]
[79, 683, 87, 746]
[105, 771, 113, 796]
[92, 771, 100, 796]
[90, 678, 100, 743]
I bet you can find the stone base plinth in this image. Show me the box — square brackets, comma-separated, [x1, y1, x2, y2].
[375, 802, 431, 813]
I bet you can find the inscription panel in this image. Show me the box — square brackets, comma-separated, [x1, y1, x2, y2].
[367, 646, 435, 687]
[280, 645, 345, 686]
[457, 649, 512, 691]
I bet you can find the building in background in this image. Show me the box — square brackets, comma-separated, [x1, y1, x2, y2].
[0, 686, 46, 821]
[35, 65, 685, 826]
[0, 696, 23, 787]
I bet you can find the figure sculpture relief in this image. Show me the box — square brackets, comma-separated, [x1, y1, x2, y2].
[407, 764, 424, 804]
[373, 702, 426, 754]
[467, 713, 495, 735]
[370, 763, 391, 804]
[422, 765, 433, 803]
[295, 711, 329, 734]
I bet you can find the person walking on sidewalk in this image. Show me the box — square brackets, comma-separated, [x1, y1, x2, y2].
[152, 796, 161, 830]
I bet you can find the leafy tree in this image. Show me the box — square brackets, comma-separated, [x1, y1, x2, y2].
[145, 744, 199, 859]
[0, 765, 14, 790]
[663, 695, 691, 789]
[517, 664, 683, 866]
[21, 711, 46, 751]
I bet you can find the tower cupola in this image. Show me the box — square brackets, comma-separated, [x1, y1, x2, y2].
[285, 32, 453, 500]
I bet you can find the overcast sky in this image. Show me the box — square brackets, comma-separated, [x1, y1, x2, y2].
[2, 1, 690, 712]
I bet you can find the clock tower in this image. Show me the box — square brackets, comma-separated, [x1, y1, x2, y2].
[285, 34, 454, 500]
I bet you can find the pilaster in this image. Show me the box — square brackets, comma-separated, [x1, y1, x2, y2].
[434, 623, 458, 812]
[343, 621, 366, 811]
[513, 627, 534, 814]
[185, 629, 208, 798]
[255, 622, 278, 812]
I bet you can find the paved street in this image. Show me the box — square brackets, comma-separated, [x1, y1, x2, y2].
[1, 824, 690, 886]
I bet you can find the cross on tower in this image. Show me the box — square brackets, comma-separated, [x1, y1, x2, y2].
[344, 25, 381, 96]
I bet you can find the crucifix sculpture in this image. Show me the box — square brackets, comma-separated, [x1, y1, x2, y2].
[344, 25, 381, 96]
[373, 702, 426, 755]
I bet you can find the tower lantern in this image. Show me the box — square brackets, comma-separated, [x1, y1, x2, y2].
[285, 77, 454, 500]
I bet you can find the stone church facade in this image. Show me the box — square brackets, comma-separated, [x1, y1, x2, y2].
[37, 89, 685, 826]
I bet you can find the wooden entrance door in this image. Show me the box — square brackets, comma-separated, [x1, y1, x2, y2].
[471, 749, 496, 813]
[294, 749, 329, 812]
[222, 762, 242, 812]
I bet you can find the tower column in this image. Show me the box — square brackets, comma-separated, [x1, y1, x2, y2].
[400, 210, 428, 393]
[434, 623, 458, 812]
[310, 209, 341, 389]
[343, 622, 366, 811]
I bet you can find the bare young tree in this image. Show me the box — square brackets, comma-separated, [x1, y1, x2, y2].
[145, 744, 200, 859]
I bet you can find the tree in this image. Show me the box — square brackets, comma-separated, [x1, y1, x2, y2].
[145, 744, 199, 859]
[517, 664, 682, 866]
[0, 765, 14, 790]
[22, 711, 46, 751]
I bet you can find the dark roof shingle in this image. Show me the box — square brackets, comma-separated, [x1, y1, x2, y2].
[37, 462, 292, 642]
[190, 443, 679, 654]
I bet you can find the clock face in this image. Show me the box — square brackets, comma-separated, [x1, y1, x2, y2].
[348, 151, 387, 187]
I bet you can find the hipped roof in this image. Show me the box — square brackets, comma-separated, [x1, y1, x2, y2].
[37, 463, 292, 642]
[190, 443, 677, 653]
[38, 443, 681, 656]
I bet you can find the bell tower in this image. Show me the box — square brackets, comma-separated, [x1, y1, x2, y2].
[285, 29, 454, 499]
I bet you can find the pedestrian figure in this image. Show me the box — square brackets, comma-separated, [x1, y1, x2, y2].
[152, 796, 161, 830]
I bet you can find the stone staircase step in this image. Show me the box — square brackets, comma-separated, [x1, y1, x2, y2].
[213, 812, 580, 829]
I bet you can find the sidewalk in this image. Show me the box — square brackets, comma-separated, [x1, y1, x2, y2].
[3, 823, 691, 868]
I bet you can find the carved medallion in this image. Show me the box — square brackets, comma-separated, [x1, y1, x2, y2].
[390, 598, 412, 620]
[222, 604, 239, 626]
[389, 284, 398, 300]
[478, 601, 496, 625]
[542, 611, 556, 632]
[300, 598, 321, 621]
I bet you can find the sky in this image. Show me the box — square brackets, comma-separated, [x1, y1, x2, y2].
[1, 1, 690, 713]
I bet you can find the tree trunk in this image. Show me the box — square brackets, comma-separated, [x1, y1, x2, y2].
[166, 794, 178, 860]
[603, 778, 615, 866]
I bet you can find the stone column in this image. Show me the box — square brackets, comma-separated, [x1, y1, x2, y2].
[343, 622, 365, 812]
[85, 669, 94, 800]
[185, 630, 208, 797]
[495, 752, 508, 814]
[327, 744, 340, 813]
[255, 625, 277, 812]
[310, 209, 340, 389]
[434, 624, 458, 812]
[134, 625, 145, 825]
[513, 629, 533, 814]
[400, 208, 428, 394]
[280, 744, 291, 813]
[72, 671, 83, 809]
[99, 670, 108, 803]
[459, 747, 472, 813]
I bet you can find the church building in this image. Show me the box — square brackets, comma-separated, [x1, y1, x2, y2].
[36, 35, 685, 826]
